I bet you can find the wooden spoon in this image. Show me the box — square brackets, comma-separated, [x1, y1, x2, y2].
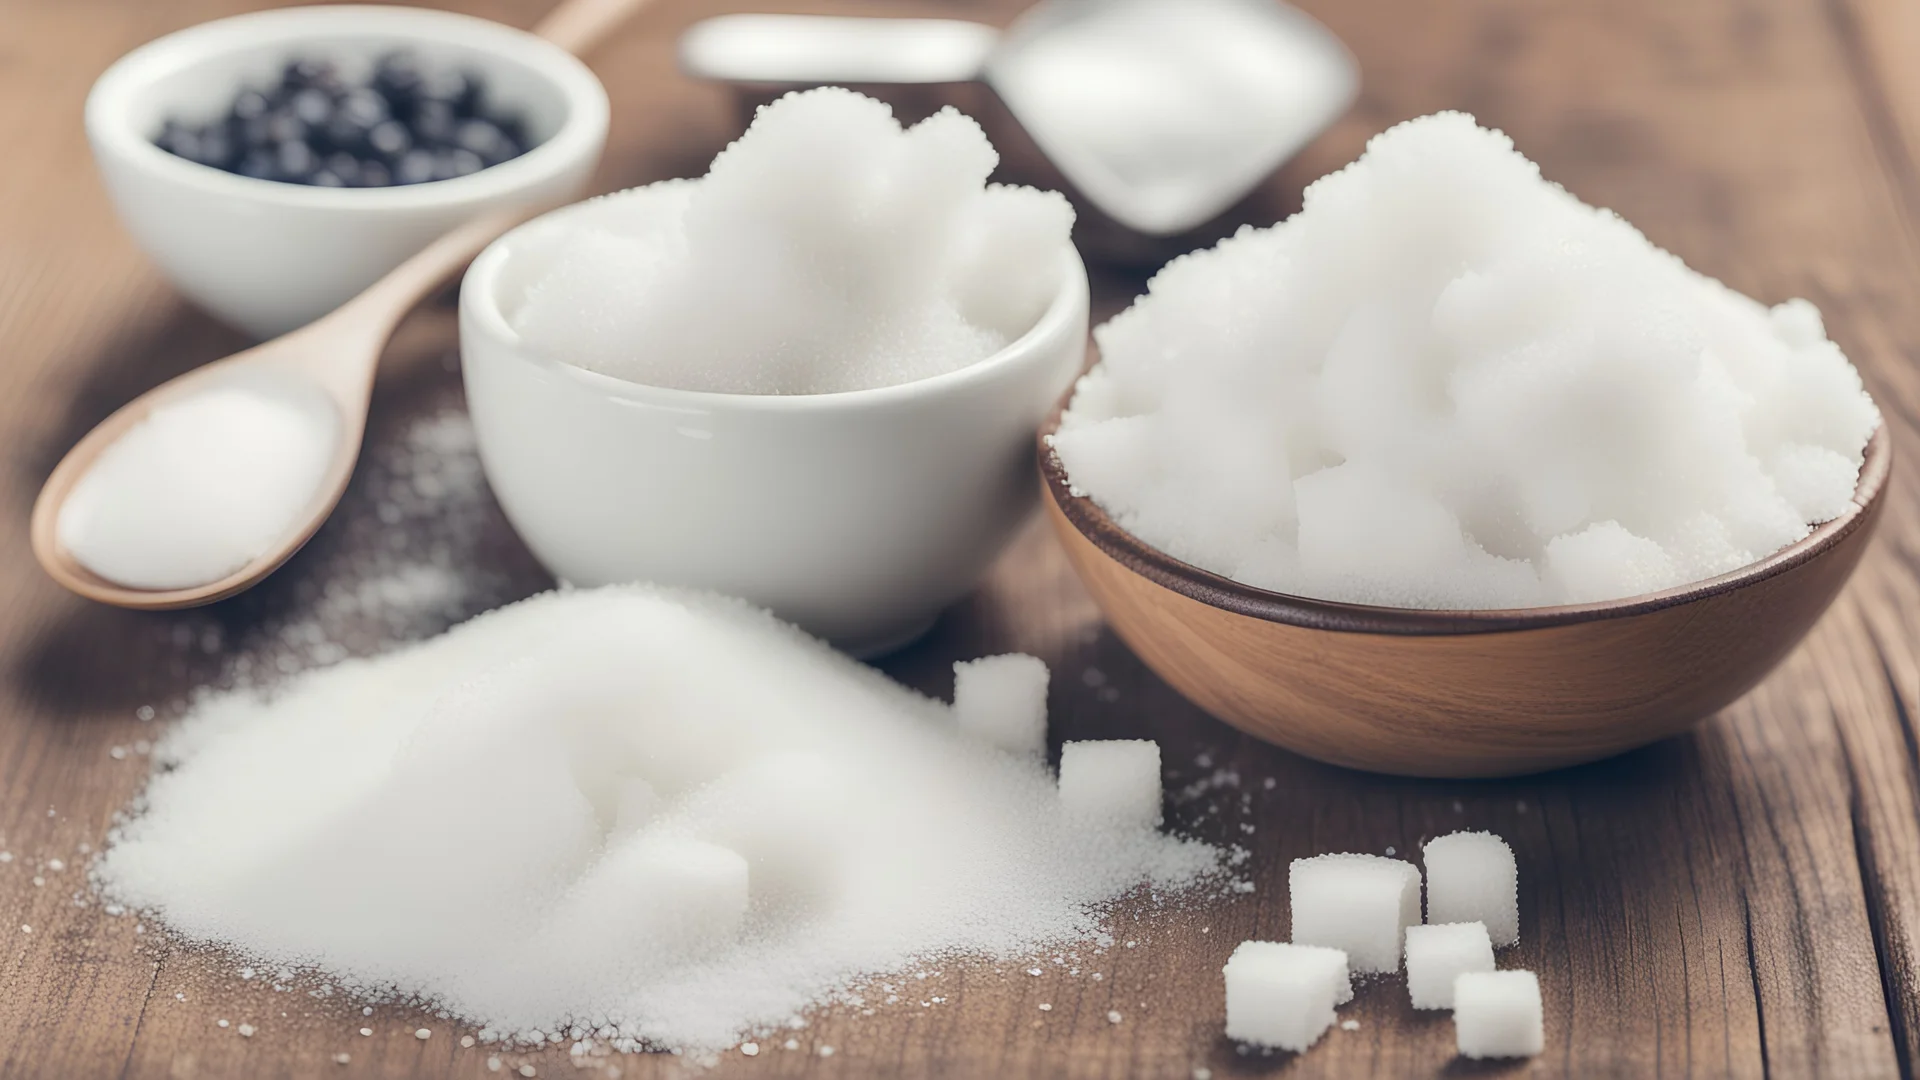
[30, 0, 650, 610]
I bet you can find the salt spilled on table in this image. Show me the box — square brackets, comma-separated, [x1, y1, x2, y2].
[57, 378, 338, 590]
[507, 87, 1073, 395]
[1050, 111, 1881, 609]
[95, 587, 1216, 1052]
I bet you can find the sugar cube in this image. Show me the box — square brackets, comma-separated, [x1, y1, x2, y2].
[1058, 740, 1162, 828]
[612, 777, 662, 837]
[1453, 970, 1543, 1058]
[953, 654, 1050, 755]
[1424, 831, 1518, 946]
[680, 752, 851, 911]
[1289, 854, 1421, 973]
[1222, 941, 1349, 1051]
[544, 835, 748, 965]
[1404, 922, 1494, 1009]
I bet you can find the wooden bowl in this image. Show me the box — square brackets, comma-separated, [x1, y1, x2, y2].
[1039, 416, 1892, 778]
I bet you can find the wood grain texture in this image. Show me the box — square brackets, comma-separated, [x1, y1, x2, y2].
[1, 0, 1918, 1077]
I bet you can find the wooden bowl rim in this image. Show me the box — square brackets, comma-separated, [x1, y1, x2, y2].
[1039, 402, 1892, 637]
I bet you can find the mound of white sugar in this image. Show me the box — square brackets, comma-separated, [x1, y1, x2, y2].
[97, 588, 1213, 1050]
[58, 378, 338, 590]
[507, 87, 1074, 395]
[1050, 111, 1881, 609]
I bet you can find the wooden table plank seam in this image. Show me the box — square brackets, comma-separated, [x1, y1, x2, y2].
[1825, 0, 1920, 255]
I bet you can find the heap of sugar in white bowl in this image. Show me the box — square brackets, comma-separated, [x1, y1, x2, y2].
[505, 86, 1074, 395]
[95, 587, 1214, 1052]
[1049, 111, 1881, 609]
[57, 378, 338, 590]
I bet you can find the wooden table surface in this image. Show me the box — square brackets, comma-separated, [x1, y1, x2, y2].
[4, 0, 1920, 1076]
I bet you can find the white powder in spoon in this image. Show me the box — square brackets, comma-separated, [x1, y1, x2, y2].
[57, 378, 339, 590]
[96, 587, 1216, 1051]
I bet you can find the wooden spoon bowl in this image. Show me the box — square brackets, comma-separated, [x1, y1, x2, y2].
[1039, 412, 1892, 778]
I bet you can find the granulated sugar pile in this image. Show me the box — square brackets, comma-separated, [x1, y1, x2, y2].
[1050, 112, 1880, 609]
[507, 87, 1074, 395]
[97, 588, 1215, 1051]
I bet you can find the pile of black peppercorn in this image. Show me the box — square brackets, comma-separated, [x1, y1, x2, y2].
[154, 52, 532, 187]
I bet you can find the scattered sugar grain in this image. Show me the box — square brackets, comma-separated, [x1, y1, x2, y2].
[360, 1028, 372, 1037]
[1050, 112, 1880, 610]
[1108, 1010, 1123, 1024]
[333, 1053, 351, 1065]
[237, 1024, 255, 1037]
[56, 381, 339, 590]
[461, 1035, 476, 1047]
[95, 588, 1217, 1052]
[1341, 1019, 1360, 1031]
[739, 1042, 758, 1056]
[416, 1028, 432, 1040]
[218, 1020, 229, 1028]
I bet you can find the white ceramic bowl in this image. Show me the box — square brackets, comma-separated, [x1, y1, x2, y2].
[86, 5, 609, 339]
[460, 196, 1091, 656]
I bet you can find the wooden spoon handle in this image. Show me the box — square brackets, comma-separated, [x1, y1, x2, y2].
[318, 203, 546, 357]
[534, 0, 656, 56]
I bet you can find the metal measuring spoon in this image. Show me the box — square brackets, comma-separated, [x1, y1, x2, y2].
[680, 0, 1357, 237]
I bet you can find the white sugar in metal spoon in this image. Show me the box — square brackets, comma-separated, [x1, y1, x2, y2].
[31, 0, 650, 610]
[679, 0, 1359, 237]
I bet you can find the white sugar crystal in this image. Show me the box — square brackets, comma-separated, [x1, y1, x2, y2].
[1058, 740, 1162, 828]
[1222, 941, 1348, 1050]
[1289, 854, 1420, 973]
[1051, 111, 1880, 610]
[1424, 831, 1518, 947]
[1404, 922, 1494, 1009]
[94, 588, 1215, 1052]
[952, 654, 1050, 755]
[509, 88, 1073, 396]
[1453, 970, 1543, 1058]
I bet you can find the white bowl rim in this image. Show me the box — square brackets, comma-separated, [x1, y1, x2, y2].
[85, 4, 609, 212]
[461, 192, 1092, 413]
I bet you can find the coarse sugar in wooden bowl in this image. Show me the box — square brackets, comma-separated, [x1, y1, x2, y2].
[1037, 410, 1891, 779]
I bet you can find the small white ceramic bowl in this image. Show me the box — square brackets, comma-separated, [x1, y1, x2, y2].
[86, 5, 609, 339]
[460, 195, 1091, 656]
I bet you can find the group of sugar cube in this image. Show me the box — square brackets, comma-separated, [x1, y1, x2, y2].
[1224, 830, 1541, 1059]
[953, 655, 1164, 829]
